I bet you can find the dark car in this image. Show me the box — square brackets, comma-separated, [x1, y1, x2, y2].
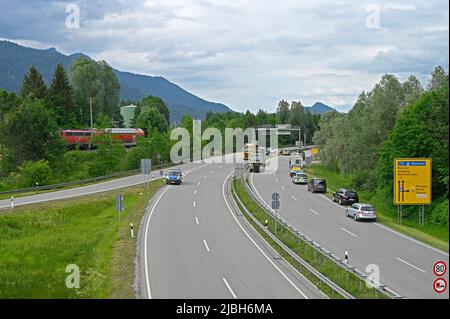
[165, 169, 182, 185]
[332, 188, 359, 205]
[307, 178, 327, 193]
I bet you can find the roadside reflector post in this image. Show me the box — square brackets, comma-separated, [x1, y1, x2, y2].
[264, 219, 268, 229]
[10, 196, 14, 209]
[344, 250, 349, 264]
[130, 223, 135, 238]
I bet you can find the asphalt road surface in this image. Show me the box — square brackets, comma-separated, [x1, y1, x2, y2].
[250, 156, 449, 299]
[137, 162, 325, 299]
[0, 162, 208, 210]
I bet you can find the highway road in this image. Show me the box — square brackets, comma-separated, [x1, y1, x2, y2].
[250, 156, 449, 299]
[136, 162, 325, 299]
[0, 162, 208, 210]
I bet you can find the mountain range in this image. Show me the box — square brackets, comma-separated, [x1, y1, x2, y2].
[0, 40, 232, 123]
[0, 40, 336, 122]
[304, 102, 335, 114]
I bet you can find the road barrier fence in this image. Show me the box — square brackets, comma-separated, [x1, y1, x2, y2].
[231, 165, 403, 299]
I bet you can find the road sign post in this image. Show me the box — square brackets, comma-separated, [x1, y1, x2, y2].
[271, 192, 280, 237]
[141, 159, 152, 189]
[394, 158, 432, 226]
[116, 194, 124, 238]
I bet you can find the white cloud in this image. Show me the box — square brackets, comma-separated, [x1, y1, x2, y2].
[0, 0, 448, 112]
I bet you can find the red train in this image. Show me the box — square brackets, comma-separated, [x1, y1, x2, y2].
[60, 128, 145, 149]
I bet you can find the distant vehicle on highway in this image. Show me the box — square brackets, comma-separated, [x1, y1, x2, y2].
[280, 149, 291, 156]
[267, 147, 277, 154]
[165, 169, 183, 185]
[332, 188, 359, 205]
[307, 178, 327, 193]
[243, 143, 257, 161]
[289, 164, 303, 177]
[346, 203, 377, 221]
[292, 172, 308, 184]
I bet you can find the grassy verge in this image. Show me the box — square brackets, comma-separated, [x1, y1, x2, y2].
[232, 178, 387, 299]
[0, 180, 164, 298]
[304, 164, 449, 252]
[0, 162, 177, 200]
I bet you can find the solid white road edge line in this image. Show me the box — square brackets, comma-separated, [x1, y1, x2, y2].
[222, 172, 309, 299]
[374, 223, 449, 256]
[144, 185, 172, 299]
[396, 257, 426, 273]
[222, 278, 237, 299]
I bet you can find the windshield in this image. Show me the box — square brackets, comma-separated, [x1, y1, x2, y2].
[296, 173, 306, 178]
[315, 179, 326, 185]
[345, 191, 357, 197]
[361, 206, 375, 211]
[168, 171, 180, 177]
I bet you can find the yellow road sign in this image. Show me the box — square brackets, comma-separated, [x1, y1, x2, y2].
[394, 158, 432, 205]
[311, 147, 319, 155]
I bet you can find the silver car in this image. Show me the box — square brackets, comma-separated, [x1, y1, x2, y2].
[346, 203, 377, 222]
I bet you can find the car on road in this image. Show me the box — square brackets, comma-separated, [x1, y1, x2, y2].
[280, 149, 291, 156]
[346, 203, 377, 221]
[292, 172, 308, 184]
[267, 147, 277, 154]
[165, 168, 183, 185]
[307, 178, 327, 193]
[332, 188, 359, 205]
[289, 164, 303, 177]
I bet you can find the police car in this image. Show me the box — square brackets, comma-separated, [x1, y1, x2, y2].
[292, 172, 308, 184]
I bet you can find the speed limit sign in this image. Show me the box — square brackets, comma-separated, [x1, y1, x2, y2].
[433, 261, 447, 277]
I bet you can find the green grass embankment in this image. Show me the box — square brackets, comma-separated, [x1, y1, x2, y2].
[0, 180, 164, 298]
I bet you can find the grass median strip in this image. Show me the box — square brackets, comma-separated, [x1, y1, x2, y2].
[0, 180, 164, 298]
[232, 178, 388, 299]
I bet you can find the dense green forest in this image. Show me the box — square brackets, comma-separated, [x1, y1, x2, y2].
[0, 59, 321, 191]
[313, 66, 449, 227]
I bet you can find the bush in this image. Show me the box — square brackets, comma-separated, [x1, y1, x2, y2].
[430, 199, 449, 226]
[351, 169, 377, 192]
[18, 160, 53, 187]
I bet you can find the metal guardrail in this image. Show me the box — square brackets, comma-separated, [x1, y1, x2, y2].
[0, 162, 180, 196]
[231, 176, 354, 299]
[0, 169, 141, 196]
[235, 166, 403, 299]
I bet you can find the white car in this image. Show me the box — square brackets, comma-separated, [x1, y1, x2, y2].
[346, 203, 377, 222]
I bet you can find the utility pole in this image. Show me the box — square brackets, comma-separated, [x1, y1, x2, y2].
[89, 97, 93, 133]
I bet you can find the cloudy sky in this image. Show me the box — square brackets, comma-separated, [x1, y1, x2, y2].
[0, 0, 448, 112]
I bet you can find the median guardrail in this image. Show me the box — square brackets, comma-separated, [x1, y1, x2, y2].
[232, 165, 403, 299]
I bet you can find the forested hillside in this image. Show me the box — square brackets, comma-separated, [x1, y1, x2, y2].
[313, 66, 449, 228]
